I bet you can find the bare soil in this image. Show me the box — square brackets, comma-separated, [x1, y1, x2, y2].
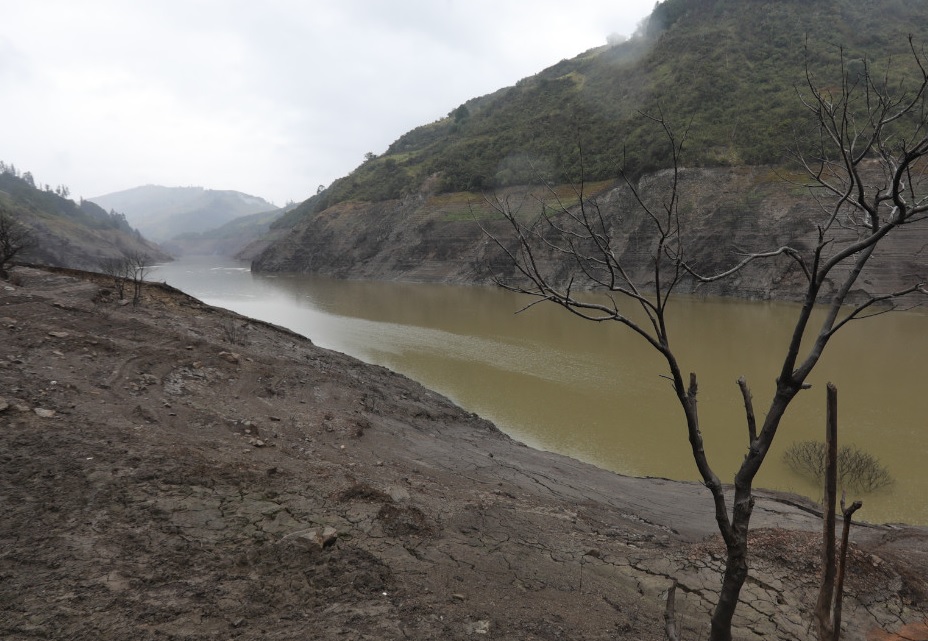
[1, 267, 926, 640]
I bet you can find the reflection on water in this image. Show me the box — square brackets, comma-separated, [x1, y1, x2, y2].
[152, 256, 928, 525]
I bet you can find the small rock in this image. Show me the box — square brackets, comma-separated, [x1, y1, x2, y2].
[465, 620, 490, 635]
[289, 526, 338, 549]
[47, 331, 69, 338]
[314, 526, 338, 548]
[0, 399, 9, 413]
[218, 351, 240, 364]
[34, 408, 56, 418]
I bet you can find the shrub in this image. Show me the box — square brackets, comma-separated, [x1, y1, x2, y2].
[783, 440, 893, 493]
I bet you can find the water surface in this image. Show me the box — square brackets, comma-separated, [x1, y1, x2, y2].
[152, 256, 928, 525]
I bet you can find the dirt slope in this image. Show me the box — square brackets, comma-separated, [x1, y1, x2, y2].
[1, 267, 926, 640]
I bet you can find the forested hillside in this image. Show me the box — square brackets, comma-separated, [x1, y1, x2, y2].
[253, 0, 928, 301]
[279, 0, 928, 220]
[0, 164, 169, 270]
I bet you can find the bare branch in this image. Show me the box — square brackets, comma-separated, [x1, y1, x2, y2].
[737, 377, 758, 446]
[683, 246, 811, 284]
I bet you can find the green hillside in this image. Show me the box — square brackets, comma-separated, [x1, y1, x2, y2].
[280, 0, 927, 227]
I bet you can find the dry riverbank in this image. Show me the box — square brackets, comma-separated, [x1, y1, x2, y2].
[1, 267, 926, 640]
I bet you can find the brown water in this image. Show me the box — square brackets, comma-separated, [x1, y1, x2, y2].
[153, 257, 928, 525]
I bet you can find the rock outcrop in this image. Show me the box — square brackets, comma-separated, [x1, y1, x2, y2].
[252, 167, 928, 302]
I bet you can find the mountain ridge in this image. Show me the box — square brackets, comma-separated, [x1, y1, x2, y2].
[90, 185, 276, 242]
[252, 0, 928, 300]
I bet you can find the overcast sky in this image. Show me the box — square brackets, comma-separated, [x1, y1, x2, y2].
[1, 0, 657, 206]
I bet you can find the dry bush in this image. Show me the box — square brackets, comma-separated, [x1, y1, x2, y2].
[783, 441, 893, 493]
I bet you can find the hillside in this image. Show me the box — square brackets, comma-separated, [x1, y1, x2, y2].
[253, 0, 928, 299]
[0, 167, 169, 270]
[89, 185, 276, 242]
[161, 205, 291, 259]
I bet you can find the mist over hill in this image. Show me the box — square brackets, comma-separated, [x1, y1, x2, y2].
[89, 185, 275, 242]
[253, 0, 928, 301]
[162, 205, 294, 259]
[279, 0, 928, 219]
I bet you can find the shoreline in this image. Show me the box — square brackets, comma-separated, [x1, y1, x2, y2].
[2, 266, 925, 640]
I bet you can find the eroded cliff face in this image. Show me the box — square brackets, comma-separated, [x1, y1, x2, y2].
[251, 167, 927, 301]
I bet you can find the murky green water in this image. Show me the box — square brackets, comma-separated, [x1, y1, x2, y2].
[152, 257, 928, 525]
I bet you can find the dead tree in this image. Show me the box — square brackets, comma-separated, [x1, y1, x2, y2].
[125, 251, 151, 306]
[97, 255, 132, 299]
[0, 210, 33, 279]
[481, 40, 928, 641]
[816, 383, 863, 641]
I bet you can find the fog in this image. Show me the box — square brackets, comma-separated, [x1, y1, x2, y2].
[0, 0, 656, 205]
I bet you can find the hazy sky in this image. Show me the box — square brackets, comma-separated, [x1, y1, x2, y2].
[1, 1, 657, 206]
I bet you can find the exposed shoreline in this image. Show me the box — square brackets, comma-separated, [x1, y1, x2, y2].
[2, 267, 925, 640]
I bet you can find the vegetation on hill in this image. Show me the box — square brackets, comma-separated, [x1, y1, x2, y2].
[0, 164, 134, 235]
[0, 162, 169, 270]
[277, 0, 928, 229]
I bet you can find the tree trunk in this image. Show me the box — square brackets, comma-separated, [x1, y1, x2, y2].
[709, 540, 749, 641]
[834, 496, 863, 640]
[816, 383, 839, 640]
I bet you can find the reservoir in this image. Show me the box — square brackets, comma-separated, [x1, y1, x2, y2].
[152, 257, 928, 525]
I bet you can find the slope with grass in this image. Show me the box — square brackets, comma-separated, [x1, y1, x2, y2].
[253, 0, 928, 300]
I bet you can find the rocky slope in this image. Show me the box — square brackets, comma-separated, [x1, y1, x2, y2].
[0, 170, 169, 270]
[1, 267, 926, 640]
[251, 167, 928, 301]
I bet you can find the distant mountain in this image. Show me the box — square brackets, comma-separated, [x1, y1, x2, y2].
[0, 166, 169, 270]
[161, 204, 294, 259]
[89, 185, 275, 242]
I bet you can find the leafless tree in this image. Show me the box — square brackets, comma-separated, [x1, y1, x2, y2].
[125, 251, 151, 306]
[481, 40, 928, 641]
[0, 210, 33, 279]
[783, 439, 893, 493]
[97, 255, 132, 299]
[97, 251, 151, 305]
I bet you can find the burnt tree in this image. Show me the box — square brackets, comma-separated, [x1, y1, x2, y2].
[0, 210, 33, 279]
[481, 40, 928, 641]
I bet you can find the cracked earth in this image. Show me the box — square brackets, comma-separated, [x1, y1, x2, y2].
[1, 267, 926, 640]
